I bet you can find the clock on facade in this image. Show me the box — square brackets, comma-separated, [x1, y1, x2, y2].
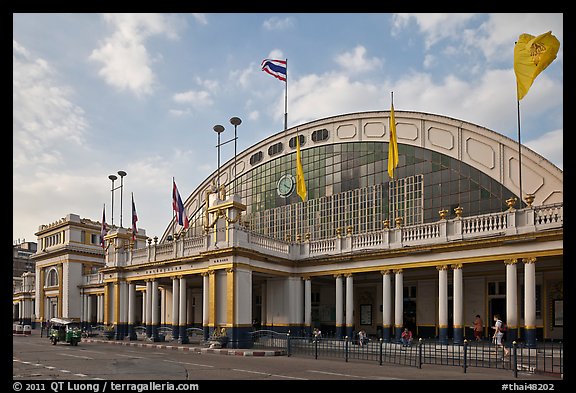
[277, 174, 295, 198]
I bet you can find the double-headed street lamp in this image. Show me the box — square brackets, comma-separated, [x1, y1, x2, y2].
[213, 117, 242, 191]
[108, 170, 127, 228]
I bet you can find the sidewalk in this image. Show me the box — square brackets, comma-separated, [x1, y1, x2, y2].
[81, 337, 286, 356]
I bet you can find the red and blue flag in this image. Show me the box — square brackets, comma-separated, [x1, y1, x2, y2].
[261, 59, 287, 82]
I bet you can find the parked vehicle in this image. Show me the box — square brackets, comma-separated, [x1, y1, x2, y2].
[48, 317, 81, 346]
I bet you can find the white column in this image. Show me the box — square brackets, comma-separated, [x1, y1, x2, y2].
[128, 282, 136, 326]
[80, 294, 88, 322]
[172, 277, 179, 329]
[202, 273, 209, 327]
[335, 274, 343, 332]
[141, 290, 146, 324]
[523, 258, 536, 328]
[151, 280, 159, 327]
[345, 273, 354, 330]
[394, 269, 403, 330]
[505, 259, 518, 328]
[382, 270, 392, 328]
[438, 265, 448, 328]
[452, 264, 463, 328]
[146, 280, 152, 326]
[87, 295, 93, 324]
[304, 277, 311, 328]
[120, 281, 128, 326]
[97, 294, 103, 324]
[179, 276, 187, 327]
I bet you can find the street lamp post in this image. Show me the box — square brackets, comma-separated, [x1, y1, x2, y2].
[117, 171, 127, 227]
[108, 175, 117, 227]
[108, 170, 127, 228]
[213, 125, 225, 189]
[230, 117, 242, 191]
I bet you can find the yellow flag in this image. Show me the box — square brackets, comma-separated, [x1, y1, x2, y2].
[388, 102, 399, 179]
[514, 31, 560, 100]
[296, 135, 307, 202]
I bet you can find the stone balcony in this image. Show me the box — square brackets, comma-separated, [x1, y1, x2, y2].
[103, 202, 562, 268]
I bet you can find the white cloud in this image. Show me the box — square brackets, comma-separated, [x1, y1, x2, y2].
[267, 49, 284, 60]
[262, 16, 295, 31]
[525, 129, 563, 170]
[13, 40, 88, 171]
[392, 13, 477, 50]
[335, 46, 383, 73]
[89, 13, 180, 97]
[191, 13, 208, 25]
[172, 90, 213, 107]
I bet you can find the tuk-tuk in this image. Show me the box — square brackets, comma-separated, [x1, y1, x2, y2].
[49, 317, 81, 346]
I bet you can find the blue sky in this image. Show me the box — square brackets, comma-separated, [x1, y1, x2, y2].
[13, 13, 563, 244]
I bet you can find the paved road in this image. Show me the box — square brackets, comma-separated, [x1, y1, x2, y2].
[13, 333, 564, 385]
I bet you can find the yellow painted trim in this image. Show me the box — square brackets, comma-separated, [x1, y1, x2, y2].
[453, 325, 463, 328]
[382, 324, 391, 328]
[104, 283, 109, 325]
[226, 268, 234, 326]
[438, 324, 448, 328]
[524, 326, 537, 330]
[207, 200, 246, 213]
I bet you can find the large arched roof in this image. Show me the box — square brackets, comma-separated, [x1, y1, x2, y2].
[161, 110, 563, 242]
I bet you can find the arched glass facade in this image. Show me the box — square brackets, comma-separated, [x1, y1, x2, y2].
[188, 140, 519, 240]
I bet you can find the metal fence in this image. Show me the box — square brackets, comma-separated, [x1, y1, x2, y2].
[250, 331, 563, 379]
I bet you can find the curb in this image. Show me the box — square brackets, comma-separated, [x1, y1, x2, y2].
[82, 338, 286, 356]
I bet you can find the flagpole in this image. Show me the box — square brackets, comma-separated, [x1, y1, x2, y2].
[284, 58, 288, 130]
[516, 100, 523, 209]
[172, 176, 176, 240]
[390, 91, 398, 222]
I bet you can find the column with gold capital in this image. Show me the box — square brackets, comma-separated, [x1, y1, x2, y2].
[381, 270, 392, 342]
[303, 276, 312, 337]
[523, 257, 537, 347]
[505, 258, 519, 343]
[394, 269, 403, 342]
[345, 273, 354, 338]
[202, 272, 210, 341]
[437, 265, 449, 344]
[334, 274, 343, 338]
[171, 276, 180, 340]
[178, 275, 188, 344]
[128, 281, 137, 340]
[145, 279, 153, 338]
[452, 264, 464, 344]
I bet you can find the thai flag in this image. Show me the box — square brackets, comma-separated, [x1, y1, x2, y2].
[172, 179, 189, 229]
[261, 59, 287, 82]
[131, 193, 138, 241]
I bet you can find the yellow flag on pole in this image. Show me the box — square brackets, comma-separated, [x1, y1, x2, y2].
[388, 99, 399, 179]
[296, 135, 307, 202]
[514, 31, 560, 100]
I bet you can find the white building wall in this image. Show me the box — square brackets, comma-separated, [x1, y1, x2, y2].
[235, 268, 252, 326]
[62, 262, 82, 319]
[216, 270, 227, 325]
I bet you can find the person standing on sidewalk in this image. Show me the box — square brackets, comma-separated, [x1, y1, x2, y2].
[491, 314, 509, 358]
[473, 314, 483, 341]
